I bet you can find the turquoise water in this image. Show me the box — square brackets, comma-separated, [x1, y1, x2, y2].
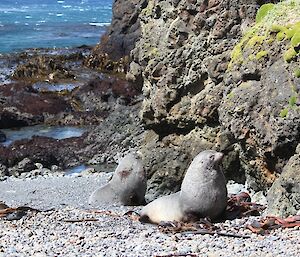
[0, 0, 112, 53]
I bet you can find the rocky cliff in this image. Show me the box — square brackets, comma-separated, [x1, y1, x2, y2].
[96, 0, 299, 217]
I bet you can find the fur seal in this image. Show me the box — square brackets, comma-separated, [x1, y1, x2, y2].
[180, 150, 227, 220]
[139, 150, 227, 223]
[88, 152, 146, 206]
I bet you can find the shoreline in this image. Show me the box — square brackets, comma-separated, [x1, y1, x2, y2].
[0, 44, 96, 56]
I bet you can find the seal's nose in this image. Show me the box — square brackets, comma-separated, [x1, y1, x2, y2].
[215, 152, 224, 162]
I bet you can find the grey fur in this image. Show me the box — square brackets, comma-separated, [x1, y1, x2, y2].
[140, 150, 227, 223]
[180, 150, 228, 220]
[88, 153, 147, 206]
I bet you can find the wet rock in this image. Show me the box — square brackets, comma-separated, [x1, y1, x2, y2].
[11, 51, 84, 82]
[85, 0, 143, 78]
[0, 82, 71, 128]
[267, 146, 300, 217]
[0, 136, 87, 172]
[0, 163, 8, 178]
[81, 168, 96, 176]
[84, 53, 130, 75]
[8, 158, 36, 177]
[72, 75, 140, 112]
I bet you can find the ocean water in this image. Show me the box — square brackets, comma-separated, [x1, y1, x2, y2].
[0, 0, 112, 53]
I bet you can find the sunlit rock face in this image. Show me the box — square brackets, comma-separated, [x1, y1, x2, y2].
[100, 0, 299, 213]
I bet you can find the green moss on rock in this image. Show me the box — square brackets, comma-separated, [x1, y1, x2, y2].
[294, 68, 300, 78]
[246, 35, 266, 48]
[270, 24, 286, 33]
[280, 108, 289, 118]
[289, 95, 298, 107]
[256, 3, 275, 23]
[229, 0, 300, 67]
[227, 91, 235, 99]
[284, 47, 298, 62]
[276, 31, 286, 41]
[256, 50, 268, 60]
[291, 31, 300, 47]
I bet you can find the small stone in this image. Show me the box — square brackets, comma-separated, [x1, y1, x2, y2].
[35, 163, 43, 169]
[81, 168, 95, 176]
[25, 229, 34, 237]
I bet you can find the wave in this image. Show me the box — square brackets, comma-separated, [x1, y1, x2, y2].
[89, 22, 110, 27]
[0, 7, 27, 13]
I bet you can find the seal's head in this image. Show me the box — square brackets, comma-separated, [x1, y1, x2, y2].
[112, 152, 145, 184]
[192, 150, 223, 171]
[110, 152, 147, 205]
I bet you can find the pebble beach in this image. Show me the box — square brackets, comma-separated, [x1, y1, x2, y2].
[0, 173, 299, 257]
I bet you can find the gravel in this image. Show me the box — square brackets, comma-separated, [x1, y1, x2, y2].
[0, 174, 299, 256]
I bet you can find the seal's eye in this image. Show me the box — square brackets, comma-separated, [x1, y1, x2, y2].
[209, 155, 214, 161]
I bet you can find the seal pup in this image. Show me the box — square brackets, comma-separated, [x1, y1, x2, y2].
[88, 152, 147, 206]
[139, 150, 227, 223]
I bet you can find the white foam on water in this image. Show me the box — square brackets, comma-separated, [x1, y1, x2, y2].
[89, 22, 110, 27]
[56, 13, 63, 17]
